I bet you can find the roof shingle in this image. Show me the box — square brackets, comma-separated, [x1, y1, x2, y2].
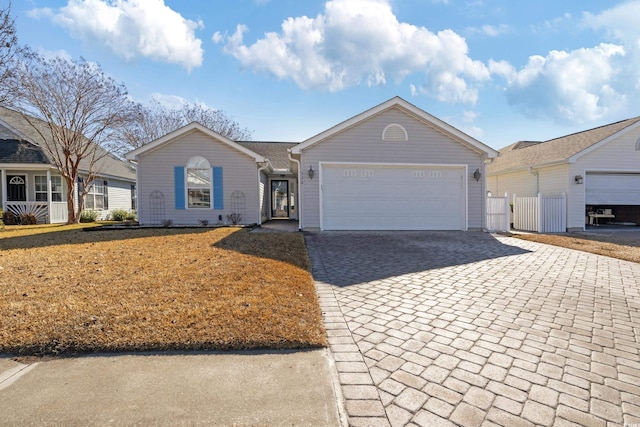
[488, 116, 640, 174]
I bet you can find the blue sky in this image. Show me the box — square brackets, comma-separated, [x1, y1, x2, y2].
[10, 0, 640, 149]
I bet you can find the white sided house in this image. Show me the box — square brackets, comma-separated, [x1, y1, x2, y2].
[127, 97, 498, 231]
[0, 107, 137, 224]
[487, 116, 640, 232]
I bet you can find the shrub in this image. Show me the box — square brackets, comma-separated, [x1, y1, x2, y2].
[162, 219, 173, 227]
[198, 218, 209, 226]
[80, 210, 99, 223]
[125, 210, 137, 221]
[19, 213, 38, 225]
[110, 209, 129, 222]
[227, 213, 242, 225]
[2, 210, 17, 225]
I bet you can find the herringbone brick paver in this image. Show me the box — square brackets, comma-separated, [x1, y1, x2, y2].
[306, 231, 640, 426]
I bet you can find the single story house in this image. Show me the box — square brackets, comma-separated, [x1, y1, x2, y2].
[0, 106, 137, 223]
[126, 97, 498, 231]
[487, 116, 640, 231]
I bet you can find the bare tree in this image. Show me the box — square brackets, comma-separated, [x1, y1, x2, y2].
[11, 55, 139, 223]
[119, 100, 252, 157]
[0, 2, 29, 104]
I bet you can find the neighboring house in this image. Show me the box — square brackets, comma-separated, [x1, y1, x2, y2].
[126, 97, 498, 230]
[0, 107, 137, 223]
[487, 116, 640, 231]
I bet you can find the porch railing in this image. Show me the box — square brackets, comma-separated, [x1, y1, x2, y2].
[4, 201, 68, 224]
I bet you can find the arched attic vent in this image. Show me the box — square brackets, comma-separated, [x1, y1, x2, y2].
[382, 123, 408, 142]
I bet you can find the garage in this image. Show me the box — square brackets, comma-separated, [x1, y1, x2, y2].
[321, 163, 467, 230]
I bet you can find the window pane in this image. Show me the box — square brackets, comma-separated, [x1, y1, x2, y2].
[187, 168, 210, 187]
[188, 189, 210, 208]
[35, 193, 47, 201]
[86, 195, 94, 209]
[52, 193, 63, 202]
[95, 195, 104, 210]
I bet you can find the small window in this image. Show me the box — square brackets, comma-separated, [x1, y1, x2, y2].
[186, 156, 211, 208]
[382, 124, 408, 142]
[35, 176, 48, 201]
[34, 176, 63, 202]
[86, 181, 105, 210]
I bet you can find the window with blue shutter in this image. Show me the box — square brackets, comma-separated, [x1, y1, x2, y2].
[174, 166, 185, 209]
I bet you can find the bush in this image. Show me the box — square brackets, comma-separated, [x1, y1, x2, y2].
[2, 210, 17, 225]
[19, 213, 38, 225]
[80, 210, 99, 223]
[0, 210, 4, 230]
[110, 209, 129, 221]
[125, 210, 137, 221]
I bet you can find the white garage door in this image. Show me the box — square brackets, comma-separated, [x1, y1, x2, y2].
[586, 173, 640, 204]
[321, 164, 466, 230]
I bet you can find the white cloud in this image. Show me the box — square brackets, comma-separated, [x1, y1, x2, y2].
[468, 24, 509, 37]
[149, 93, 189, 109]
[583, 1, 640, 47]
[216, 0, 489, 104]
[32, 0, 204, 71]
[495, 43, 626, 124]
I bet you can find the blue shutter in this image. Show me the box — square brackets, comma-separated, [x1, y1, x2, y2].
[103, 180, 109, 210]
[174, 166, 185, 209]
[213, 167, 223, 210]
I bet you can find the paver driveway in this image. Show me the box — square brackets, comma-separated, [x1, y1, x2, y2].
[305, 231, 640, 427]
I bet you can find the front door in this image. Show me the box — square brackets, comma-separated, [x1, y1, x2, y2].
[271, 180, 289, 218]
[7, 175, 26, 201]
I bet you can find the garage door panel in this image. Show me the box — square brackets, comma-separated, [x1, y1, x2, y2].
[586, 173, 640, 205]
[321, 164, 465, 230]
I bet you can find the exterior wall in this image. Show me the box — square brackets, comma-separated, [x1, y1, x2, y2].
[99, 178, 134, 220]
[538, 164, 569, 195]
[568, 126, 640, 230]
[300, 108, 485, 229]
[487, 170, 537, 198]
[136, 129, 260, 225]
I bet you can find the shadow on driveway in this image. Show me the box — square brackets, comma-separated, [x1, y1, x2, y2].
[305, 231, 530, 287]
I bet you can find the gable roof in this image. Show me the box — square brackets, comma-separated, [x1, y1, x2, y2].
[488, 116, 640, 174]
[125, 122, 266, 163]
[0, 106, 136, 181]
[237, 141, 297, 170]
[290, 96, 499, 158]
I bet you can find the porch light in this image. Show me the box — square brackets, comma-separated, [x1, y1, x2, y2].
[574, 175, 583, 184]
[308, 165, 315, 179]
[473, 168, 481, 182]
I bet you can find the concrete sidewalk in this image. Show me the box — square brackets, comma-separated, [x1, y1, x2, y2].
[0, 349, 345, 426]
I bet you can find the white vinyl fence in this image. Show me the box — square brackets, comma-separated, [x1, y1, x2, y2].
[513, 193, 566, 233]
[486, 193, 510, 232]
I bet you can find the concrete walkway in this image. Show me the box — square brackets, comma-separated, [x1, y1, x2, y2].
[306, 231, 640, 427]
[0, 350, 344, 426]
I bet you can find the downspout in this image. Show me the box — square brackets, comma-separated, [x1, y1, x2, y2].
[288, 150, 302, 231]
[529, 167, 539, 193]
[257, 161, 269, 226]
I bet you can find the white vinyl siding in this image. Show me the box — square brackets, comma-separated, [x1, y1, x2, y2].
[301, 108, 485, 230]
[487, 170, 537, 197]
[135, 129, 260, 225]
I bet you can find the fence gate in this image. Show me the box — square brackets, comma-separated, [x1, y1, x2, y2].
[486, 193, 510, 232]
[513, 193, 566, 233]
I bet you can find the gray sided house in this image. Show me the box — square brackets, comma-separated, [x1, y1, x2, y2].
[0, 107, 137, 223]
[487, 116, 640, 231]
[126, 97, 498, 230]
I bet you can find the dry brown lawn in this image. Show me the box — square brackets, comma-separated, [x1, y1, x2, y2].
[0, 225, 326, 356]
[513, 229, 640, 264]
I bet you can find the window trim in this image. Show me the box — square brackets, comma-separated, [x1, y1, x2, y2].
[186, 156, 212, 209]
[34, 175, 48, 202]
[85, 180, 106, 210]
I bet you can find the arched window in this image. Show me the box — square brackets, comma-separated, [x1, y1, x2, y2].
[186, 156, 211, 208]
[382, 123, 408, 141]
